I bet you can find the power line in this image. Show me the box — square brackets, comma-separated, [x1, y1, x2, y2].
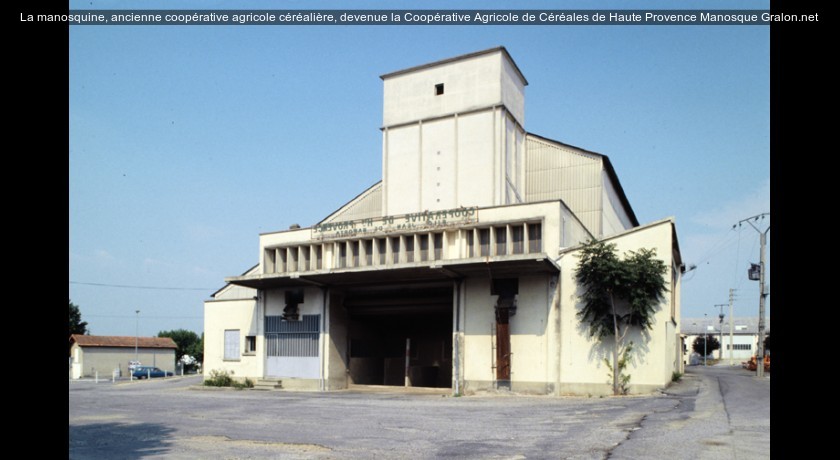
[691, 228, 740, 267]
[84, 314, 203, 319]
[70, 281, 214, 291]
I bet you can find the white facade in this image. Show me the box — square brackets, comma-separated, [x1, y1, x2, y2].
[382, 49, 528, 216]
[205, 47, 683, 395]
[682, 317, 770, 364]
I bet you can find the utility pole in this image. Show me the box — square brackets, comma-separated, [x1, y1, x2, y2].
[715, 304, 727, 361]
[735, 212, 770, 378]
[135, 310, 140, 362]
[729, 289, 736, 366]
[703, 313, 709, 367]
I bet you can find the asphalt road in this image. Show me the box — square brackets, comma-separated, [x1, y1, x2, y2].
[69, 365, 769, 459]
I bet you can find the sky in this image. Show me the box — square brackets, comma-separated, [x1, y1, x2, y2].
[69, 0, 771, 338]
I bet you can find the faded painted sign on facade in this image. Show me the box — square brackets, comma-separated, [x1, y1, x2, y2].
[312, 207, 478, 240]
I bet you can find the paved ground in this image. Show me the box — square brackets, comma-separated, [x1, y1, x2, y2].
[69, 365, 769, 459]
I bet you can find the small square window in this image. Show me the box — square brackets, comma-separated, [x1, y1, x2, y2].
[435, 83, 444, 95]
[244, 336, 257, 354]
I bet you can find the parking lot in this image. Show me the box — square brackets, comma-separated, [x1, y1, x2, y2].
[69, 366, 769, 459]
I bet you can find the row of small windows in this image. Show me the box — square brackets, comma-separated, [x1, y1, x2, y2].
[726, 344, 752, 351]
[264, 223, 542, 274]
[465, 223, 541, 257]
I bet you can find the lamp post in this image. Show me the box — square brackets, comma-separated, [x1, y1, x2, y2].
[135, 310, 140, 362]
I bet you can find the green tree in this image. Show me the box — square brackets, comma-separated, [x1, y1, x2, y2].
[195, 332, 204, 363]
[692, 334, 720, 357]
[576, 240, 669, 395]
[157, 329, 200, 362]
[69, 300, 88, 336]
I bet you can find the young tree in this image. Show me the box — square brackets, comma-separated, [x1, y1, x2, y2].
[157, 329, 200, 362]
[69, 299, 88, 336]
[189, 332, 204, 364]
[691, 334, 721, 357]
[576, 240, 668, 395]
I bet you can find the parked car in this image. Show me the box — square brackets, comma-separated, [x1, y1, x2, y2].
[132, 366, 173, 379]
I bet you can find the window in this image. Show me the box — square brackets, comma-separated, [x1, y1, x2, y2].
[224, 330, 240, 361]
[301, 247, 310, 271]
[315, 245, 323, 269]
[287, 247, 298, 271]
[466, 230, 475, 257]
[244, 336, 257, 355]
[495, 227, 507, 255]
[377, 238, 387, 264]
[511, 225, 524, 254]
[364, 239, 373, 266]
[391, 237, 401, 263]
[435, 83, 444, 95]
[727, 344, 752, 351]
[433, 233, 443, 260]
[278, 249, 287, 272]
[351, 241, 360, 267]
[265, 249, 276, 273]
[338, 243, 347, 268]
[419, 234, 429, 261]
[404, 236, 415, 262]
[528, 223, 542, 253]
[479, 228, 490, 256]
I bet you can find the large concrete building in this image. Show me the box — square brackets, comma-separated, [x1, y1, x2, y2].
[204, 47, 684, 395]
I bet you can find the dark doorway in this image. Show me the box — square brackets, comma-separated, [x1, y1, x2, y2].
[345, 283, 452, 388]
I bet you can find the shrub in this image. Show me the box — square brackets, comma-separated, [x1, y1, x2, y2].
[671, 371, 683, 382]
[232, 378, 255, 390]
[203, 369, 234, 387]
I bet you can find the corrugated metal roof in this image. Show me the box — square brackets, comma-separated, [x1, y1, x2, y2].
[681, 317, 770, 335]
[70, 335, 177, 349]
[525, 133, 639, 228]
[317, 181, 383, 225]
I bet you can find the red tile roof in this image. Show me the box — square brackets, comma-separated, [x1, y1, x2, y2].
[69, 334, 177, 349]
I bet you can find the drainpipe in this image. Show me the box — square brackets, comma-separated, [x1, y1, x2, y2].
[320, 287, 328, 391]
[453, 280, 462, 396]
[552, 254, 565, 396]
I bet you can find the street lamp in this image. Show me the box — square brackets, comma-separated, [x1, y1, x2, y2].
[135, 310, 140, 362]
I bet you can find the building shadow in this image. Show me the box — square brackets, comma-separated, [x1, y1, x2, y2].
[69, 422, 175, 459]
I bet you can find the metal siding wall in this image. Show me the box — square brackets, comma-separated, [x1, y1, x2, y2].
[601, 169, 634, 236]
[266, 315, 320, 358]
[525, 136, 602, 234]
